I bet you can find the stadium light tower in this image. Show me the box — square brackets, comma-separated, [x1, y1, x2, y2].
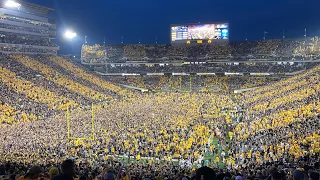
[263, 31, 268, 40]
[5, 0, 21, 9]
[304, 28, 307, 37]
[64, 30, 77, 39]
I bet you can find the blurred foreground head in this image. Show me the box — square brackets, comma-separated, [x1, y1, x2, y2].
[61, 159, 76, 176]
[24, 166, 43, 180]
[195, 166, 216, 180]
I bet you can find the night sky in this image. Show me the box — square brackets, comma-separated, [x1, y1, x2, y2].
[28, 0, 319, 54]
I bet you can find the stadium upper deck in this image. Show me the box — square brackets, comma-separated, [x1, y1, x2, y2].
[0, 0, 54, 15]
[81, 37, 320, 64]
[0, 0, 58, 55]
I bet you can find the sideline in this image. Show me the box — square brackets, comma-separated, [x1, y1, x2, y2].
[118, 84, 149, 92]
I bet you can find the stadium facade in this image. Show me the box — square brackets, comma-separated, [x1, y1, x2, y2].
[0, 0, 58, 55]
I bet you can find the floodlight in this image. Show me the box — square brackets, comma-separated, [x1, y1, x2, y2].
[5, 0, 21, 9]
[64, 30, 77, 39]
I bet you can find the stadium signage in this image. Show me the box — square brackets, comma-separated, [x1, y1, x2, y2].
[224, 72, 243, 75]
[250, 73, 272, 76]
[172, 73, 190, 76]
[146, 73, 165, 76]
[196, 73, 216, 75]
[122, 73, 140, 76]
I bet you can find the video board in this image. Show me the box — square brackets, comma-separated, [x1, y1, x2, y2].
[171, 23, 229, 43]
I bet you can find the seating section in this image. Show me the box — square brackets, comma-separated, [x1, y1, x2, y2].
[109, 76, 277, 92]
[0, 55, 125, 124]
[48, 56, 125, 95]
[81, 37, 320, 63]
[0, 66, 77, 111]
[12, 55, 110, 101]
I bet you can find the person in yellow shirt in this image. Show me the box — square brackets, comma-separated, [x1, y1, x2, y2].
[215, 156, 220, 163]
[228, 131, 234, 140]
[136, 154, 140, 161]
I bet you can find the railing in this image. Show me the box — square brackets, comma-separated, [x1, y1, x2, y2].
[0, 51, 57, 55]
[0, 42, 59, 49]
[0, 42, 59, 55]
[95, 71, 306, 76]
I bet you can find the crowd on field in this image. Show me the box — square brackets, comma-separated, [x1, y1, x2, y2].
[0, 53, 320, 179]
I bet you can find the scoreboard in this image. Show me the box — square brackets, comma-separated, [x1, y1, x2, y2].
[171, 23, 229, 44]
[171, 26, 188, 41]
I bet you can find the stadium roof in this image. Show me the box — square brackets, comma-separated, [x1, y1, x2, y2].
[0, 0, 54, 15]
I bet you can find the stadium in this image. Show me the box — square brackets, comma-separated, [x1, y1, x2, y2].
[0, 0, 320, 180]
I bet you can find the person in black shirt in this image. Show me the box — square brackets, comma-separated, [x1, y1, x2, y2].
[52, 160, 76, 180]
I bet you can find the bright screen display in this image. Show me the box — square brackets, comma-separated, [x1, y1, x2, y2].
[171, 23, 228, 42]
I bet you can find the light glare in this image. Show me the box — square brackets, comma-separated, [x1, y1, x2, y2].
[64, 30, 77, 39]
[5, 0, 21, 8]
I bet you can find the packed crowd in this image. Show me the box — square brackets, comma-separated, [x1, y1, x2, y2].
[0, 47, 57, 55]
[1, 158, 319, 180]
[81, 37, 320, 63]
[0, 14, 56, 29]
[0, 34, 57, 47]
[108, 76, 279, 92]
[0, 13, 57, 55]
[0, 55, 125, 124]
[0, 23, 54, 36]
[103, 63, 306, 73]
[0, 54, 320, 179]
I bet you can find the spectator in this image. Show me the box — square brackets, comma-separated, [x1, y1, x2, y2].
[49, 167, 59, 179]
[52, 160, 75, 180]
[17, 166, 43, 180]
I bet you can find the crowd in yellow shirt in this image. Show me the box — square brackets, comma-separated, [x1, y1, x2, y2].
[0, 53, 319, 174]
[0, 92, 235, 166]
[49, 56, 127, 96]
[0, 100, 36, 124]
[229, 66, 320, 169]
[0, 66, 77, 111]
[12, 55, 110, 101]
[0, 54, 128, 124]
[110, 76, 274, 93]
